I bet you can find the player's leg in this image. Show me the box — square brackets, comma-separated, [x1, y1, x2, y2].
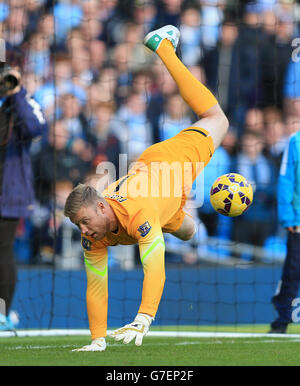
[144, 25, 228, 149]
[171, 213, 196, 241]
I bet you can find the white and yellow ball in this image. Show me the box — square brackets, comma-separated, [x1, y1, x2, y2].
[210, 173, 253, 217]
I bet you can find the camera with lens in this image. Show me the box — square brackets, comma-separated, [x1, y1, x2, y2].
[0, 64, 20, 97]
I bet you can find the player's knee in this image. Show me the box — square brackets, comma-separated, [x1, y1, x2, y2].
[185, 225, 197, 241]
[180, 232, 194, 241]
[218, 110, 229, 139]
[172, 214, 197, 241]
[177, 223, 197, 241]
[209, 111, 229, 149]
[223, 113, 230, 135]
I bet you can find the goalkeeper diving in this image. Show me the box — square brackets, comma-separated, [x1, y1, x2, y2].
[64, 25, 229, 351]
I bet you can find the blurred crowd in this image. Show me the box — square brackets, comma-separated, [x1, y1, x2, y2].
[4, 0, 300, 267]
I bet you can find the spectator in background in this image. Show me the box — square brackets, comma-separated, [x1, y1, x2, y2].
[131, 69, 154, 103]
[243, 107, 265, 133]
[228, 4, 267, 130]
[158, 92, 192, 141]
[200, 0, 226, 49]
[25, 31, 51, 80]
[0, 61, 47, 330]
[264, 118, 286, 171]
[131, 0, 158, 34]
[283, 58, 300, 120]
[80, 14, 106, 80]
[89, 101, 122, 180]
[58, 93, 93, 161]
[276, 0, 300, 31]
[155, 0, 183, 28]
[33, 120, 89, 205]
[122, 22, 156, 73]
[269, 129, 300, 334]
[147, 58, 179, 142]
[65, 27, 86, 56]
[260, 7, 277, 37]
[263, 105, 283, 126]
[87, 66, 118, 111]
[53, 0, 83, 46]
[64, 25, 97, 88]
[232, 129, 277, 255]
[33, 53, 87, 122]
[87, 40, 108, 81]
[201, 19, 238, 127]
[130, 68, 164, 141]
[263, 107, 287, 170]
[179, 6, 203, 67]
[35, 13, 55, 53]
[109, 42, 135, 103]
[70, 46, 94, 89]
[284, 114, 300, 138]
[260, 11, 294, 108]
[100, 0, 127, 48]
[82, 0, 102, 21]
[80, 0, 103, 44]
[114, 91, 153, 164]
[32, 179, 82, 268]
[3, 5, 29, 48]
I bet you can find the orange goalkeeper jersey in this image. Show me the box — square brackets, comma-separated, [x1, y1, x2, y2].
[82, 127, 214, 339]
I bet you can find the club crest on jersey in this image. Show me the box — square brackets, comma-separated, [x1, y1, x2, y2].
[138, 221, 152, 237]
[82, 237, 92, 251]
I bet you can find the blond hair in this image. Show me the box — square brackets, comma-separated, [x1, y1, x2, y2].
[64, 183, 104, 221]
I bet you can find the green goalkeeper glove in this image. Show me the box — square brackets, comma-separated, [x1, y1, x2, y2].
[109, 313, 153, 346]
[72, 337, 106, 352]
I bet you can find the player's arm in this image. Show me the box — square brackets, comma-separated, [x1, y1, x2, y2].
[137, 229, 166, 317]
[72, 247, 108, 352]
[110, 214, 165, 346]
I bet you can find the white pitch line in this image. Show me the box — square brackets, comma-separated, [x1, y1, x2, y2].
[1, 329, 300, 339]
[5, 339, 300, 351]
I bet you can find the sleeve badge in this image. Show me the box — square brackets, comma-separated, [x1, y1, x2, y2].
[137, 221, 152, 237]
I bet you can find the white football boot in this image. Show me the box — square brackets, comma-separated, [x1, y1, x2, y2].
[143, 25, 180, 53]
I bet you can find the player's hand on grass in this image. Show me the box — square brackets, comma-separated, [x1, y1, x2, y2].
[109, 313, 153, 346]
[72, 337, 106, 352]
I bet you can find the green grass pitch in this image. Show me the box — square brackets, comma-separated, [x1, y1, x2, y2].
[1, 325, 300, 366]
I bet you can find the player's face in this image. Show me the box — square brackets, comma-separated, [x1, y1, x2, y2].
[74, 203, 110, 240]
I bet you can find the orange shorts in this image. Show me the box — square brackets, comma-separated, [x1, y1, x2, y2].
[134, 127, 215, 232]
[137, 127, 214, 173]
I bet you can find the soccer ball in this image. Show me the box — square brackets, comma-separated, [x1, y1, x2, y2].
[210, 173, 253, 217]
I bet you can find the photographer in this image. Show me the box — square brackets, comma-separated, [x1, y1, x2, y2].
[0, 61, 47, 330]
